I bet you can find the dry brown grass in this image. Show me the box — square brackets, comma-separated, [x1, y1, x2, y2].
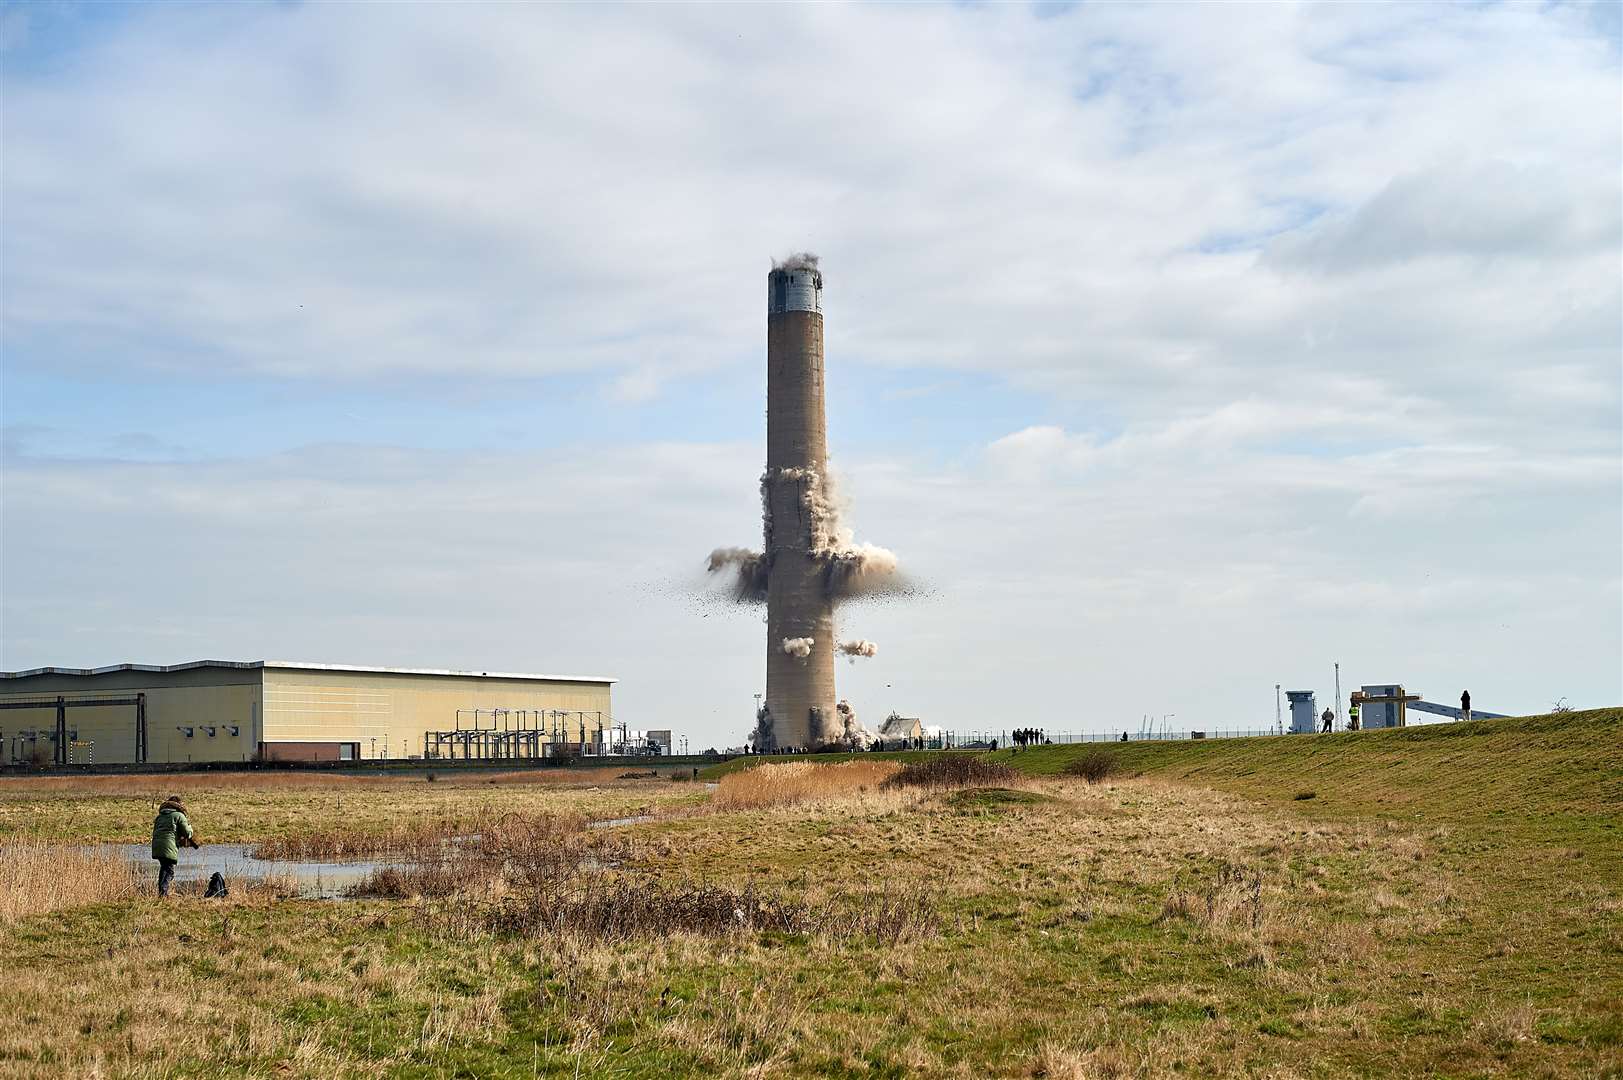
[0, 838, 141, 922]
[346, 812, 622, 899]
[1158, 863, 1265, 934]
[1, 751, 1614, 1078]
[0, 772, 392, 795]
[710, 759, 903, 809]
[435, 878, 937, 945]
[0, 769, 700, 843]
[247, 809, 592, 861]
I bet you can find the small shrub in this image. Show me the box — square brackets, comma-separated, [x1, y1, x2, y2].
[1293, 791, 1316, 801]
[341, 813, 624, 898]
[1157, 864, 1265, 933]
[881, 755, 1018, 791]
[1064, 750, 1119, 785]
[425, 771, 437, 783]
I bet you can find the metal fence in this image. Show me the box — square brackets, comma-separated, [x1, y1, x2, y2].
[937, 727, 1282, 749]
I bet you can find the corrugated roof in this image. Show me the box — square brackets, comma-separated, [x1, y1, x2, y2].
[0, 660, 616, 684]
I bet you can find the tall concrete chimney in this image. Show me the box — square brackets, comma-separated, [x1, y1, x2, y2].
[763, 261, 838, 749]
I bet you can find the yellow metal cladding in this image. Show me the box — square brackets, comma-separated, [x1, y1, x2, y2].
[261, 667, 613, 759]
[0, 669, 260, 765]
[0, 661, 614, 764]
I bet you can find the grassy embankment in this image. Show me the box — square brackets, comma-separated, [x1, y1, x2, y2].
[990, 709, 1621, 829]
[0, 710, 1616, 1078]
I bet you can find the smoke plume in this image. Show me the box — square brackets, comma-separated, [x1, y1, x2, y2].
[781, 636, 815, 659]
[751, 703, 776, 752]
[706, 547, 768, 603]
[825, 542, 905, 600]
[838, 639, 878, 658]
[772, 252, 820, 271]
[763, 465, 908, 601]
[835, 699, 874, 750]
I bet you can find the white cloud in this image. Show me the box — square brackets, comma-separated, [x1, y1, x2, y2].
[1269, 160, 1619, 272]
[3, 4, 1616, 412]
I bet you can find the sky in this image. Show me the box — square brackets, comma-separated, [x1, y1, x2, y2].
[2, 1, 1619, 748]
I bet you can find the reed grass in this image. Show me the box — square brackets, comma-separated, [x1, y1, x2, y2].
[710, 759, 902, 809]
[0, 838, 141, 922]
[246, 809, 593, 861]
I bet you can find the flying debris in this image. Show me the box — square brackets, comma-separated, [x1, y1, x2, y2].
[781, 637, 815, 660]
[706, 547, 768, 603]
[838, 640, 879, 658]
[825, 542, 905, 600]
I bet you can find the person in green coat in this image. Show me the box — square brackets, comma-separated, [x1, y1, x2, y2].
[151, 795, 199, 897]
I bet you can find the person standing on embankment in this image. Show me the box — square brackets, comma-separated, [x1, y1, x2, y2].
[151, 796, 200, 898]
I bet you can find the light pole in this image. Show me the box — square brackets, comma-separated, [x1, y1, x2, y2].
[1334, 663, 1342, 733]
[1275, 684, 1282, 735]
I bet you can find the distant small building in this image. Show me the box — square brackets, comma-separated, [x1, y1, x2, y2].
[878, 713, 922, 743]
[1286, 690, 1317, 735]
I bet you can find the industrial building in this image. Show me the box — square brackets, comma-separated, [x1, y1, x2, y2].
[0, 660, 615, 765]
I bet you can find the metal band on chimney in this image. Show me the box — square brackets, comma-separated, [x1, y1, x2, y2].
[768, 269, 823, 315]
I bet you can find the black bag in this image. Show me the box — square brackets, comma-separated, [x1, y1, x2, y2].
[204, 872, 229, 899]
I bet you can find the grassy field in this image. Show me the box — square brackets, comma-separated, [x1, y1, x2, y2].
[0, 710, 1617, 1078]
[0, 766, 709, 843]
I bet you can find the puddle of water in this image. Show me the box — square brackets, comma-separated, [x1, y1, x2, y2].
[85, 814, 658, 897]
[588, 815, 654, 829]
[84, 844, 402, 899]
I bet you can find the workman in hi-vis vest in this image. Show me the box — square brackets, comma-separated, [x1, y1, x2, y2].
[1348, 702, 1361, 730]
